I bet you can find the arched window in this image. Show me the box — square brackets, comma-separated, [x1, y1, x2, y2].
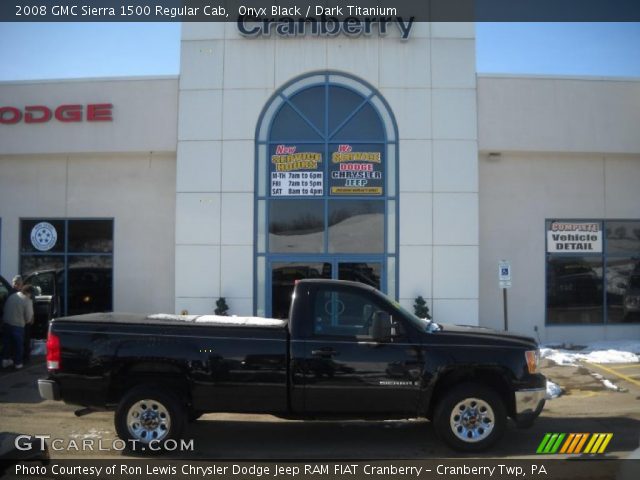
[255, 72, 398, 318]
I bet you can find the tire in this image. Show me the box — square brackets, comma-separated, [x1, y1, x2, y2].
[433, 383, 506, 452]
[115, 386, 186, 452]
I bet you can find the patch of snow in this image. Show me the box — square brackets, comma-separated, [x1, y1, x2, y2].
[540, 348, 578, 366]
[147, 313, 198, 321]
[546, 380, 563, 399]
[193, 315, 284, 326]
[69, 428, 110, 439]
[541, 340, 640, 366]
[590, 372, 624, 392]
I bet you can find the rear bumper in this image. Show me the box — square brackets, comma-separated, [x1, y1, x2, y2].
[514, 387, 546, 427]
[38, 379, 61, 401]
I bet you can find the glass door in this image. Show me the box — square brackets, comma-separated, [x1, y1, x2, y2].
[338, 262, 381, 289]
[268, 259, 384, 319]
[270, 261, 332, 319]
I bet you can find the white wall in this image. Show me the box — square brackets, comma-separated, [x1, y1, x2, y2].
[176, 22, 480, 323]
[479, 152, 640, 342]
[477, 75, 640, 342]
[0, 153, 176, 314]
[478, 75, 640, 154]
[0, 77, 179, 314]
[0, 77, 178, 155]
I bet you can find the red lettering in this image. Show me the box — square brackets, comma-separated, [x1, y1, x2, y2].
[24, 105, 52, 123]
[337, 144, 352, 152]
[0, 106, 22, 124]
[54, 104, 83, 122]
[87, 103, 113, 122]
[275, 145, 296, 154]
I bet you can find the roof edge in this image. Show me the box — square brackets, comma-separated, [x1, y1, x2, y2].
[0, 74, 179, 86]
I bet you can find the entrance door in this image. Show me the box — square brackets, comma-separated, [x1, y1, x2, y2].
[269, 259, 383, 319]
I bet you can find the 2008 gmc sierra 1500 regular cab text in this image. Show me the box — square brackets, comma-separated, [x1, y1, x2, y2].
[38, 279, 546, 452]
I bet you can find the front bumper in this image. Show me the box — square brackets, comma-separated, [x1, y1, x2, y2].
[38, 379, 61, 401]
[514, 387, 546, 428]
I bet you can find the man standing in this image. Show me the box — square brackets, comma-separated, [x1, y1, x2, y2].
[2, 285, 36, 370]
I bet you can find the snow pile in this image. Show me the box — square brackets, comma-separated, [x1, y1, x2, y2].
[546, 380, 563, 399]
[590, 372, 624, 392]
[193, 315, 283, 326]
[147, 313, 284, 327]
[541, 340, 640, 366]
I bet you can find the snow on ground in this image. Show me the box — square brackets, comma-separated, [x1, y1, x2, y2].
[590, 372, 625, 392]
[541, 340, 640, 366]
[546, 380, 563, 399]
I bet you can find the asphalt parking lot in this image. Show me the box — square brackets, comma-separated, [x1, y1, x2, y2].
[0, 357, 639, 460]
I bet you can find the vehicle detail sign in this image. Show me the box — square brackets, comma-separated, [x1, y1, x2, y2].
[330, 144, 383, 195]
[547, 221, 602, 253]
[270, 144, 323, 196]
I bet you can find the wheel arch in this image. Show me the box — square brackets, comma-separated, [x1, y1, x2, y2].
[425, 367, 515, 420]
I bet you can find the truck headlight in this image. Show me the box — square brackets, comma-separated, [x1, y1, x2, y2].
[525, 350, 539, 374]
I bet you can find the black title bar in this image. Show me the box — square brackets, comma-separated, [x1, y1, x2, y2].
[3, 0, 640, 22]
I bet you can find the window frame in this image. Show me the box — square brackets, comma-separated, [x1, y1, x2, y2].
[545, 218, 640, 326]
[18, 217, 114, 317]
[254, 72, 399, 318]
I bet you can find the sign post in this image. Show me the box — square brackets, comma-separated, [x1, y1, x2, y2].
[498, 260, 511, 331]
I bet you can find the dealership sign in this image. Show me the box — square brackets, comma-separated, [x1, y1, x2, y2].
[238, 14, 415, 40]
[0, 103, 113, 124]
[547, 221, 602, 253]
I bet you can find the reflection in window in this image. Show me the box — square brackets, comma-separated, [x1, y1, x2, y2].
[269, 200, 324, 253]
[271, 262, 331, 319]
[339, 263, 381, 289]
[329, 201, 384, 253]
[606, 257, 640, 324]
[67, 256, 113, 315]
[68, 220, 113, 253]
[312, 289, 376, 336]
[606, 221, 640, 255]
[546, 256, 603, 324]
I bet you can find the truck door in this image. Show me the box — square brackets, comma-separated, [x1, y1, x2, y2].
[299, 284, 423, 414]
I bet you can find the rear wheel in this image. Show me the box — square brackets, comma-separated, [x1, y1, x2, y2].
[115, 386, 186, 452]
[433, 383, 506, 452]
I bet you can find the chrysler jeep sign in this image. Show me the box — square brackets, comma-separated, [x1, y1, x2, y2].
[0, 103, 113, 124]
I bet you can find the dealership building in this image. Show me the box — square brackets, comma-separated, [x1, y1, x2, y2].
[1, 22, 639, 343]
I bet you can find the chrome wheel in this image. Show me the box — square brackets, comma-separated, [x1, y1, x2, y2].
[449, 397, 495, 443]
[126, 399, 171, 443]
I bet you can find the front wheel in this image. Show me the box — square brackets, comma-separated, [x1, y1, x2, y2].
[433, 383, 506, 452]
[115, 386, 186, 452]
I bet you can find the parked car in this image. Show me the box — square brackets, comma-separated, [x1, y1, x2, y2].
[23, 267, 112, 339]
[38, 279, 546, 452]
[0, 275, 13, 330]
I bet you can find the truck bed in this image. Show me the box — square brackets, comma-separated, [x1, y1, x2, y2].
[53, 312, 287, 329]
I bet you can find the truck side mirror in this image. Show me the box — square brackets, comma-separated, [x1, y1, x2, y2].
[371, 311, 392, 342]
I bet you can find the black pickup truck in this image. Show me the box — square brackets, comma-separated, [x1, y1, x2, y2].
[38, 279, 546, 452]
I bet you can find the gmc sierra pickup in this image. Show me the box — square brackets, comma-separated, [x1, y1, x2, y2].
[38, 279, 546, 452]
